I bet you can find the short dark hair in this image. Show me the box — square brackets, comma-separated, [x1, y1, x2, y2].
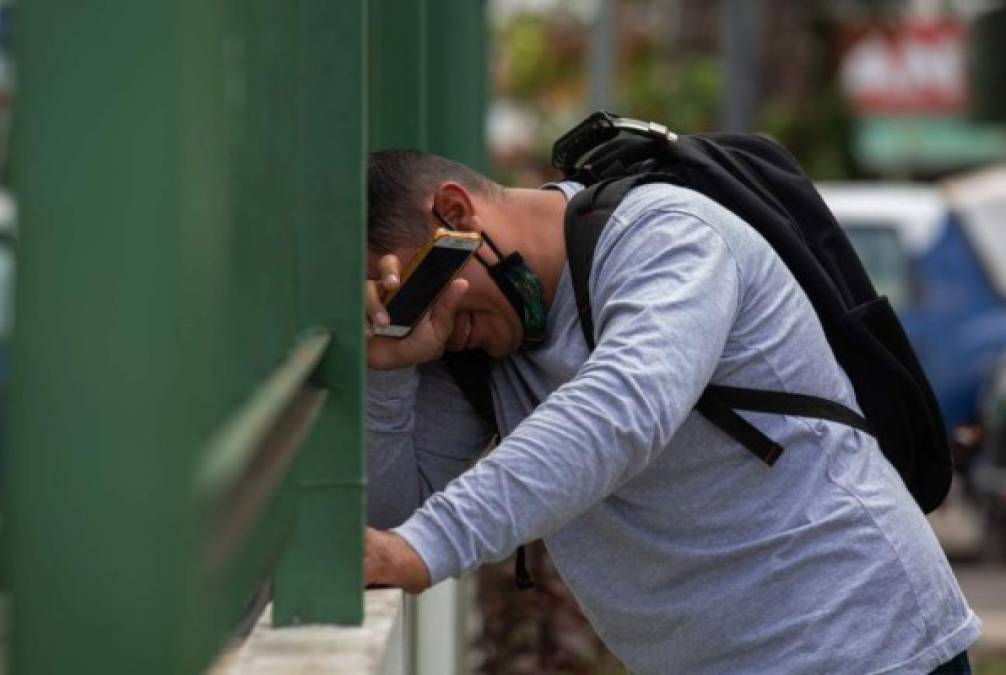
[367, 150, 500, 253]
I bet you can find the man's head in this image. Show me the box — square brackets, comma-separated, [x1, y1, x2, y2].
[368, 150, 502, 254]
[367, 150, 526, 357]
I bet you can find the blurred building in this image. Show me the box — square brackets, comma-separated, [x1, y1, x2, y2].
[488, 0, 1006, 183]
[838, 3, 1006, 175]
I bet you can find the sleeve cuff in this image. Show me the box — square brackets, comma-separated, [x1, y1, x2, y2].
[393, 509, 460, 586]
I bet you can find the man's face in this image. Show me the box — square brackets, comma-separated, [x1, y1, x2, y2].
[367, 235, 524, 358]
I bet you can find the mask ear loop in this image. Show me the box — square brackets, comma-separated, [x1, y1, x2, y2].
[432, 208, 504, 267]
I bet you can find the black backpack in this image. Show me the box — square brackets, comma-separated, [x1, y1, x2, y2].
[444, 111, 952, 585]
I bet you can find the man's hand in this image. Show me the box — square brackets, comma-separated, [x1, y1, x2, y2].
[364, 527, 432, 594]
[366, 253, 469, 370]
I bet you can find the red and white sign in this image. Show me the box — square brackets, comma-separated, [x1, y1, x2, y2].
[840, 18, 969, 115]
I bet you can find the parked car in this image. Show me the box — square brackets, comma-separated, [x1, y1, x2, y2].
[975, 357, 1006, 559]
[822, 166, 1006, 557]
[820, 167, 1006, 441]
[937, 166, 1006, 558]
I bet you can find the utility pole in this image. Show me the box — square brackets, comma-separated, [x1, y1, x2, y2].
[589, 0, 617, 112]
[972, 1, 1006, 122]
[720, 0, 763, 131]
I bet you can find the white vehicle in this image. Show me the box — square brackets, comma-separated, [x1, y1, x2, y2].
[820, 168, 1006, 559]
[817, 182, 946, 311]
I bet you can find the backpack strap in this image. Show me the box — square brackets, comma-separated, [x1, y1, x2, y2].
[563, 176, 876, 466]
[564, 176, 648, 350]
[695, 385, 876, 466]
[442, 349, 497, 433]
[702, 385, 875, 436]
[694, 389, 784, 465]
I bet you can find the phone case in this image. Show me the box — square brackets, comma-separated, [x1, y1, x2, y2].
[373, 229, 482, 337]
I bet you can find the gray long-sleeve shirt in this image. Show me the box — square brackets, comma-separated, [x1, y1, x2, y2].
[366, 182, 979, 674]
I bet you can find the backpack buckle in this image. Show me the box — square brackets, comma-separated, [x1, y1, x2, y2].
[611, 116, 679, 142]
[552, 111, 679, 173]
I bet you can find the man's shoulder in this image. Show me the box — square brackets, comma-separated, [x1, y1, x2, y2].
[613, 182, 734, 227]
[585, 182, 747, 258]
[592, 181, 776, 272]
[556, 179, 737, 231]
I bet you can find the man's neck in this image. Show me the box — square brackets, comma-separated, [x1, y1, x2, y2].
[497, 187, 569, 309]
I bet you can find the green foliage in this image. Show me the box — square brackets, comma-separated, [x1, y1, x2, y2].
[619, 55, 722, 134]
[759, 81, 856, 180]
[497, 12, 585, 104]
[491, 2, 860, 182]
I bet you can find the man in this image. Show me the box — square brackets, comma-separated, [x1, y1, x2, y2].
[363, 149, 979, 674]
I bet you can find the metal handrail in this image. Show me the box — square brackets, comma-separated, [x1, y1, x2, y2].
[195, 330, 332, 572]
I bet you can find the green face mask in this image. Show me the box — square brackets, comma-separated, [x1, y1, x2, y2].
[434, 210, 548, 350]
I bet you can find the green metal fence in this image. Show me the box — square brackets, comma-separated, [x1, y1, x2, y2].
[5, 1, 486, 673]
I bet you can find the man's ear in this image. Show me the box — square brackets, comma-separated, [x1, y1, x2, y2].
[432, 182, 477, 231]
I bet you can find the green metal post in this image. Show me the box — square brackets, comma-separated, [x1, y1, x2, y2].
[8, 3, 210, 672]
[972, 5, 1006, 123]
[273, 0, 367, 626]
[370, 0, 428, 151]
[9, 0, 369, 669]
[425, 0, 489, 171]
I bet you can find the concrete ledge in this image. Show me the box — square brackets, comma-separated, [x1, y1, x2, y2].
[211, 589, 408, 675]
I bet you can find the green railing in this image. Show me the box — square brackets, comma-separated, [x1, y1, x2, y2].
[4, 1, 486, 673]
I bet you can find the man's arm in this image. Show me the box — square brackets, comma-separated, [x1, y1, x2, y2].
[388, 205, 742, 586]
[364, 248, 493, 530]
[366, 359, 494, 529]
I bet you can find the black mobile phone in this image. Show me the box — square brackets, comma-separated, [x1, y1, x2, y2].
[374, 229, 482, 337]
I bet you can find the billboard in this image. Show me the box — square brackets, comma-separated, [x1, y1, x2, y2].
[840, 16, 1006, 173]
